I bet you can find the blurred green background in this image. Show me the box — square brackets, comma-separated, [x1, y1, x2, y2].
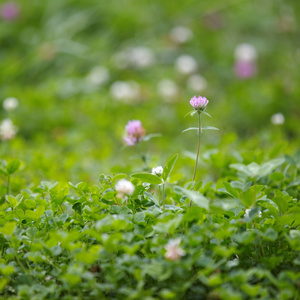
[0, 0, 299, 185]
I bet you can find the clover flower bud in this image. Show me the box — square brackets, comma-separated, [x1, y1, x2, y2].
[115, 179, 135, 198]
[123, 120, 146, 146]
[151, 166, 163, 177]
[190, 95, 209, 111]
[164, 238, 186, 261]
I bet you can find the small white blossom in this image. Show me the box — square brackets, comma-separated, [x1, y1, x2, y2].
[129, 47, 155, 68]
[151, 166, 163, 177]
[3, 97, 19, 111]
[157, 79, 178, 100]
[234, 43, 257, 62]
[115, 179, 135, 198]
[170, 26, 193, 44]
[187, 74, 207, 91]
[175, 55, 198, 75]
[113, 47, 155, 69]
[0, 118, 18, 141]
[86, 66, 110, 86]
[164, 238, 186, 261]
[110, 81, 140, 102]
[271, 113, 285, 125]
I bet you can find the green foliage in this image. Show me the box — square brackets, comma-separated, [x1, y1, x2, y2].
[0, 150, 299, 299]
[0, 0, 300, 298]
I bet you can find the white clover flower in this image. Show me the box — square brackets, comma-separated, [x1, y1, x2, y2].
[113, 47, 155, 69]
[164, 238, 186, 261]
[129, 47, 155, 68]
[110, 81, 140, 102]
[234, 43, 257, 62]
[170, 26, 193, 44]
[175, 55, 198, 75]
[157, 79, 178, 100]
[115, 179, 135, 198]
[271, 113, 285, 125]
[187, 74, 207, 92]
[3, 97, 19, 111]
[86, 66, 110, 86]
[151, 166, 163, 177]
[0, 118, 18, 141]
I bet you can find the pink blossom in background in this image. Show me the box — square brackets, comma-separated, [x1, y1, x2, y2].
[234, 60, 257, 79]
[123, 120, 146, 146]
[0, 2, 20, 21]
[190, 95, 209, 111]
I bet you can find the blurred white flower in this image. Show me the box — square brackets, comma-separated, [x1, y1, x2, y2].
[3, 97, 19, 111]
[115, 179, 135, 198]
[271, 113, 285, 125]
[175, 55, 198, 75]
[164, 238, 186, 261]
[129, 47, 155, 68]
[244, 208, 262, 218]
[234, 43, 257, 62]
[0, 118, 17, 141]
[170, 26, 193, 44]
[113, 47, 155, 69]
[187, 74, 207, 91]
[152, 166, 163, 177]
[157, 79, 178, 100]
[86, 66, 110, 86]
[110, 81, 140, 102]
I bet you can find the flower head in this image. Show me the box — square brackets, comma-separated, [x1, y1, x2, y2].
[271, 113, 285, 125]
[123, 120, 146, 146]
[234, 61, 256, 79]
[152, 166, 163, 177]
[0, 2, 20, 21]
[115, 179, 135, 198]
[164, 238, 186, 261]
[175, 55, 198, 75]
[3, 97, 19, 111]
[190, 95, 209, 111]
[0, 118, 17, 141]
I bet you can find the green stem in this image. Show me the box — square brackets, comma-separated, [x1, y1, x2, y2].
[192, 113, 201, 182]
[191, 113, 201, 207]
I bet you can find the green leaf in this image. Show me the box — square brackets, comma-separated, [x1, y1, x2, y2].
[182, 127, 199, 133]
[230, 163, 258, 177]
[272, 189, 291, 214]
[6, 195, 18, 208]
[222, 182, 240, 199]
[162, 153, 178, 182]
[184, 110, 198, 118]
[6, 160, 20, 175]
[0, 222, 16, 236]
[142, 133, 162, 142]
[111, 174, 127, 184]
[241, 185, 264, 208]
[258, 158, 285, 177]
[202, 111, 212, 118]
[173, 186, 209, 209]
[202, 126, 219, 131]
[131, 173, 163, 185]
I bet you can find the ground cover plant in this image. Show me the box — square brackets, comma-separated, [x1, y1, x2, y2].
[0, 0, 300, 299]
